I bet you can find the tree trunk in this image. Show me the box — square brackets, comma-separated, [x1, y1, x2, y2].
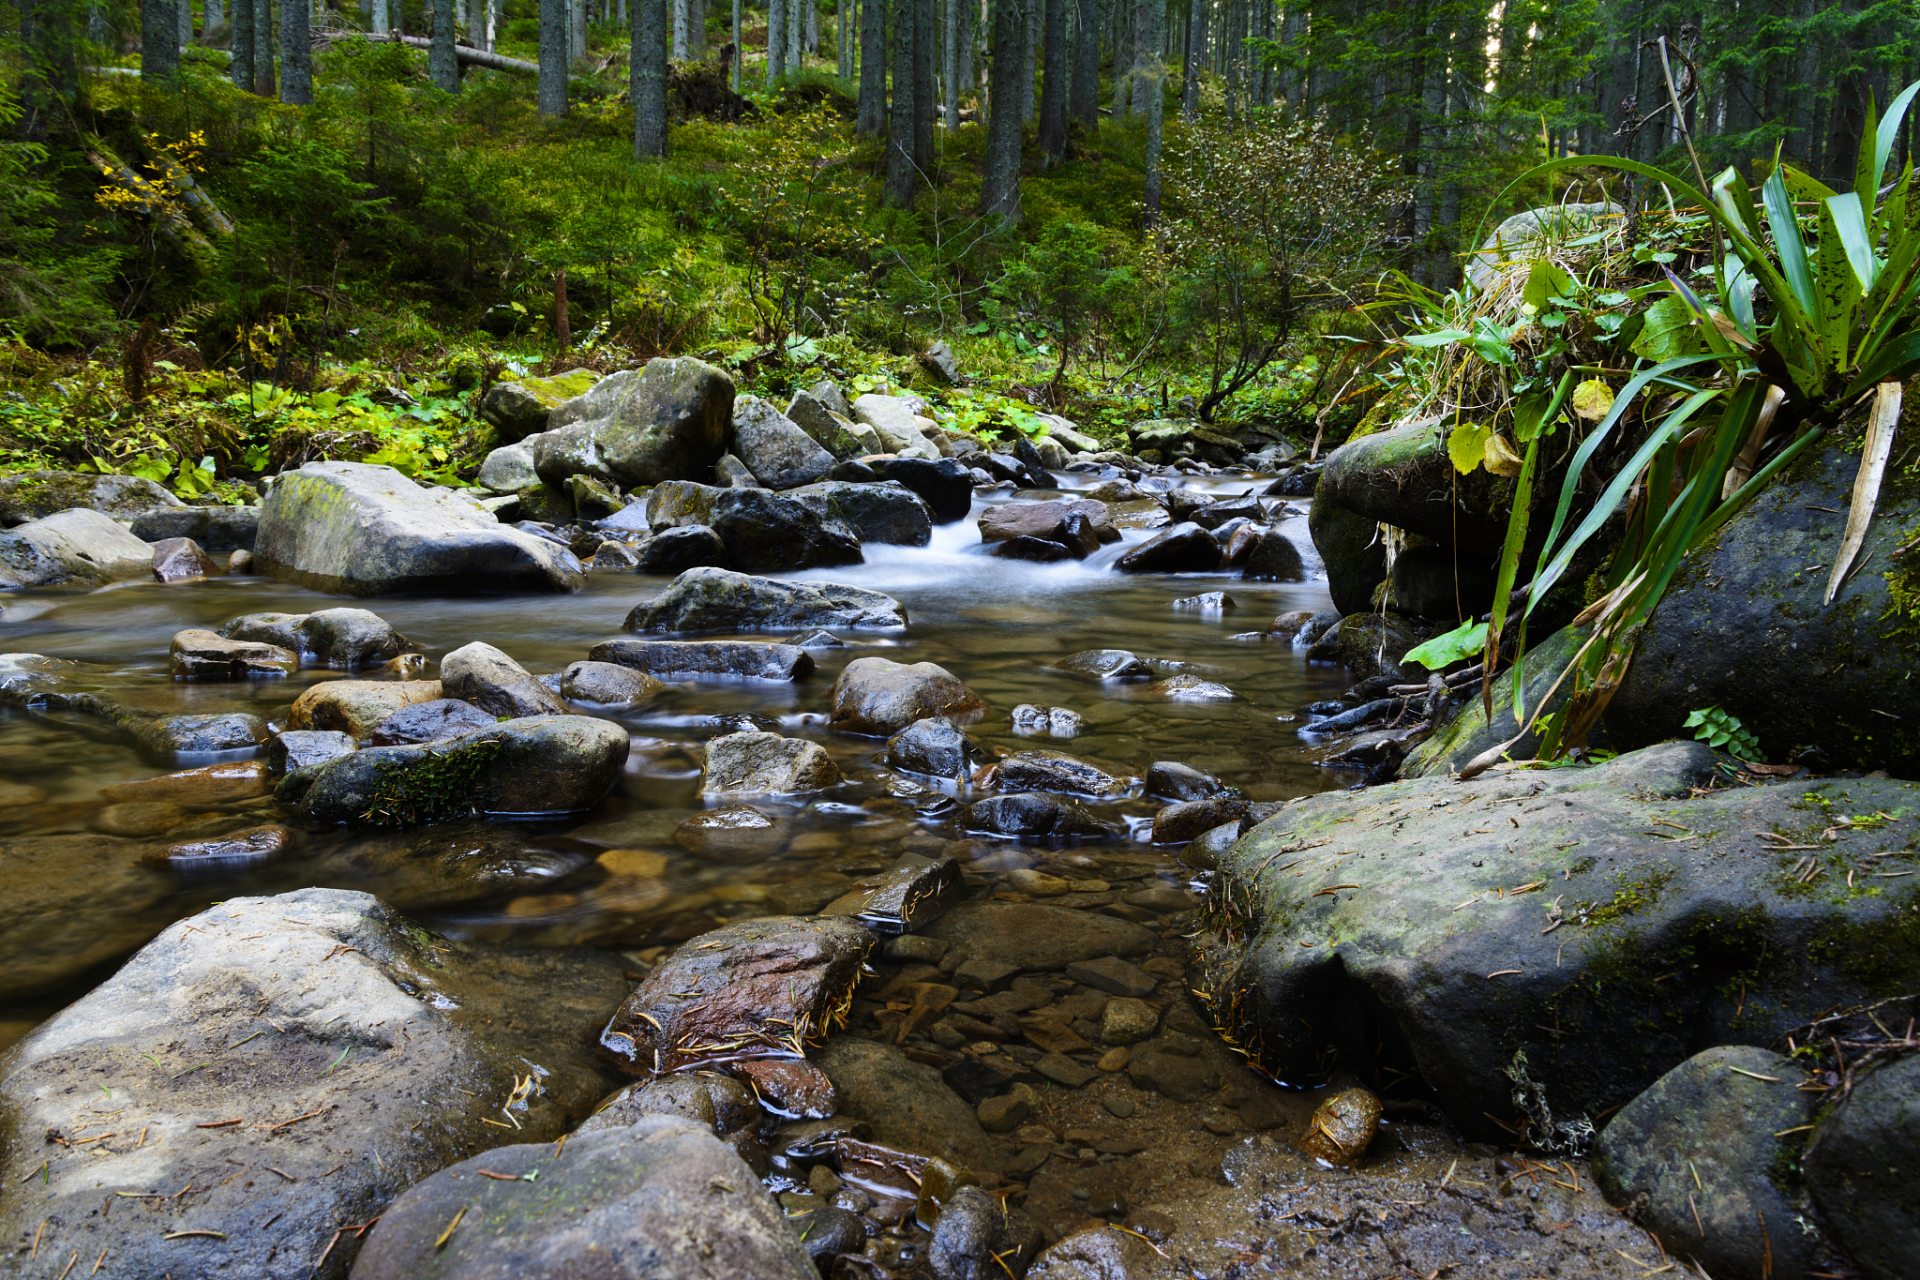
[1037, 0, 1067, 163]
[942, 0, 959, 124]
[1069, 0, 1096, 129]
[555, 269, 571, 352]
[143, 0, 180, 81]
[914, 0, 934, 164]
[767, 0, 785, 81]
[539, 0, 568, 114]
[427, 0, 458, 90]
[251, 0, 274, 95]
[955, 0, 973, 119]
[635, 0, 667, 153]
[206, 0, 224, 38]
[732, 0, 742, 86]
[788, 0, 804, 70]
[671, 0, 686, 57]
[1019, 0, 1036, 120]
[981, 0, 1024, 218]
[283, 0, 314, 99]
[177, 0, 192, 51]
[840, 0, 855, 78]
[370, 0, 386, 33]
[486, 0, 497, 51]
[571, 0, 586, 57]
[1143, 0, 1160, 218]
[1109, 0, 1127, 119]
[885, 0, 917, 205]
[804, 0, 817, 53]
[857, 0, 886, 131]
[1179, 0, 1199, 118]
[230, 0, 255, 87]
[1127, 0, 1147, 114]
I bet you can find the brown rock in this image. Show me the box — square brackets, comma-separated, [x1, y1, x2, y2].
[1300, 1087, 1383, 1165]
[288, 679, 444, 738]
[150, 536, 218, 582]
[99, 760, 271, 806]
[828, 658, 989, 737]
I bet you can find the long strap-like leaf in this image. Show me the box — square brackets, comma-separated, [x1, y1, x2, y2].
[1825, 380, 1903, 604]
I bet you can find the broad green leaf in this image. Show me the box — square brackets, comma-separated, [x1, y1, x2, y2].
[1826, 191, 1880, 294]
[1510, 390, 1551, 442]
[1405, 328, 1473, 348]
[1630, 294, 1702, 362]
[1872, 81, 1920, 198]
[1404, 620, 1489, 670]
[310, 391, 342, 411]
[1448, 419, 1491, 474]
[1522, 261, 1577, 312]
[1764, 169, 1820, 320]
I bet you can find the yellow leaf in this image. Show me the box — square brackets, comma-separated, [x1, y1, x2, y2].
[1483, 434, 1524, 477]
[1447, 420, 1491, 474]
[1570, 378, 1615, 423]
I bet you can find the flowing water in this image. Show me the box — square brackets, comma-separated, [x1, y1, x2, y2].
[0, 476, 1346, 1045]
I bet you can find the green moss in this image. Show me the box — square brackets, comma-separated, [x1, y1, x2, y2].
[1574, 864, 1676, 928]
[1806, 887, 1920, 992]
[359, 737, 504, 826]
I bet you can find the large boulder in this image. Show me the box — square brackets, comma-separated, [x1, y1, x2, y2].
[731, 394, 836, 489]
[0, 469, 184, 526]
[789, 479, 934, 546]
[1308, 487, 1388, 616]
[0, 888, 627, 1280]
[533, 357, 734, 488]
[1400, 626, 1586, 778]
[589, 637, 815, 681]
[786, 389, 869, 459]
[1806, 1053, 1920, 1280]
[255, 462, 583, 595]
[829, 657, 989, 736]
[873, 457, 974, 523]
[1466, 202, 1621, 292]
[1593, 1045, 1815, 1280]
[349, 1115, 816, 1280]
[978, 497, 1116, 545]
[289, 679, 445, 739]
[1197, 741, 1920, 1143]
[439, 640, 572, 717]
[0, 507, 155, 588]
[1610, 446, 1920, 775]
[1115, 521, 1222, 573]
[478, 367, 601, 441]
[129, 504, 259, 552]
[1318, 416, 1509, 553]
[277, 715, 631, 824]
[852, 394, 940, 459]
[475, 437, 541, 492]
[645, 481, 862, 571]
[169, 628, 298, 679]
[701, 730, 844, 794]
[627, 567, 907, 632]
[221, 607, 407, 669]
[1304, 611, 1421, 682]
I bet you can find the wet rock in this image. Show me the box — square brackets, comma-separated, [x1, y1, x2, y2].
[222, 607, 409, 669]
[817, 1038, 995, 1168]
[645, 480, 863, 571]
[1052, 649, 1153, 682]
[1595, 1046, 1814, 1280]
[716, 451, 761, 487]
[133, 711, 271, 758]
[320, 821, 592, 910]
[278, 715, 631, 824]
[1145, 674, 1233, 700]
[830, 657, 989, 736]
[886, 715, 991, 780]
[629, 566, 907, 632]
[561, 659, 666, 707]
[675, 805, 787, 862]
[1192, 493, 1264, 528]
[255, 461, 583, 595]
[476, 437, 540, 492]
[790, 479, 935, 546]
[1116, 521, 1223, 573]
[532, 357, 734, 489]
[797, 1203, 870, 1268]
[1400, 625, 1586, 778]
[99, 759, 271, 805]
[794, 628, 843, 648]
[600, 916, 873, 1076]
[822, 853, 965, 934]
[1305, 612, 1421, 683]
[1242, 530, 1306, 581]
[441, 640, 572, 718]
[1127, 1037, 1223, 1101]
[874, 457, 976, 523]
[1196, 741, 1916, 1141]
[997, 749, 1126, 797]
[734, 1057, 838, 1119]
[479, 367, 600, 441]
[1612, 446, 1920, 774]
[1318, 415, 1502, 551]
[786, 389, 869, 459]
[1806, 1052, 1920, 1280]
[150, 534, 220, 581]
[1308, 490, 1389, 617]
[632, 522, 730, 574]
[992, 534, 1074, 562]
[268, 728, 357, 772]
[978, 1085, 1036, 1132]
[1145, 761, 1224, 801]
[1066, 956, 1157, 998]
[289, 679, 444, 739]
[1300, 1087, 1383, 1165]
[351, 1114, 815, 1280]
[1033, 1223, 1163, 1276]
[731, 394, 837, 489]
[0, 888, 628, 1280]
[168, 627, 298, 679]
[127, 508, 262, 560]
[701, 730, 844, 795]
[1171, 590, 1236, 612]
[0, 507, 155, 587]
[979, 498, 1116, 545]
[852, 393, 941, 458]
[368, 697, 499, 746]
[1011, 704, 1083, 738]
[0, 469, 184, 526]
[590, 538, 641, 570]
[589, 636, 815, 682]
[925, 902, 1154, 971]
[577, 1070, 763, 1137]
[964, 793, 1115, 843]
[147, 823, 294, 871]
[1101, 998, 1159, 1045]
[1153, 796, 1249, 845]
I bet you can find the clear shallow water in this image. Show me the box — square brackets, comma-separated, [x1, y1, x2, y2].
[0, 478, 1349, 1044]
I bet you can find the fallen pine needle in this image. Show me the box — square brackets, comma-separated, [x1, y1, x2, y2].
[1727, 1066, 1782, 1083]
[161, 1230, 227, 1240]
[1486, 969, 1522, 978]
[475, 1170, 522, 1181]
[89, 1245, 108, 1275]
[269, 1107, 326, 1132]
[1774, 1124, 1815, 1137]
[1108, 1225, 1170, 1258]
[30, 1219, 45, 1260]
[56, 1251, 79, 1280]
[434, 1206, 466, 1249]
[194, 1119, 243, 1129]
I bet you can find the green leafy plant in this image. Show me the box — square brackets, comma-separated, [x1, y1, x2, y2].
[1684, 706, 1763, 760]
[1403, 619, 1490, 670]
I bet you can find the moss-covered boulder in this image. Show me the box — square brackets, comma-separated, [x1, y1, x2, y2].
[0, 470, 184, 526]
[626, 566, 907, 632]
[1401, 625, 1589, 778]
[478, 366, 601, 441]
[533, 357, 734, 489]
[1610, 446, 1920, 775]
[277, 714, 630, 824]
[255, 461, 583, 595]
[1197, 741, 1920, 1144]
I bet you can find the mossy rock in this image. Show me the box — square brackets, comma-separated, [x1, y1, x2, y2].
[0, 470, 184, 526]
[479, 368, 603, 442]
